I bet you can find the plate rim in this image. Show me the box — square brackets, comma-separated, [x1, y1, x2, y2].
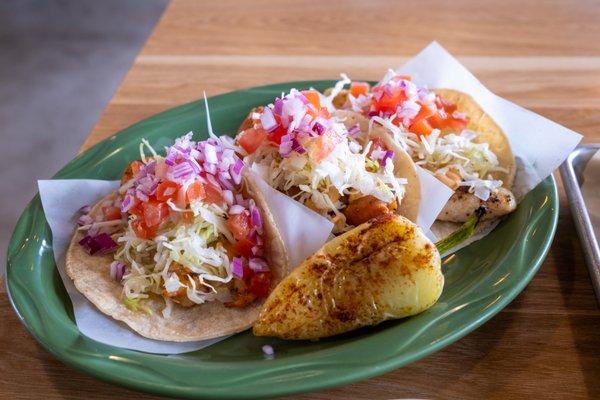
[5, 80, 560, 399]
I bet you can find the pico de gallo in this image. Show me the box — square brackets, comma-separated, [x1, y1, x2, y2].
[236, 85, 408, 234]
[333, 71, 509, 201]
[76, 133, 271, 316]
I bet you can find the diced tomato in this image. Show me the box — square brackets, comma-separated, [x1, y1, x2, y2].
[350, 82, 370, 97]
[313, 130, 342, 162]
[227, 212, 252, 241]
[102, 206, 121, 221]
[374, 90, 407, 114]
[411, 101, 437, 125]
[248, 272, 271, 298]
[238, 127, 268, 154]
[409, 119, 433, 136]
[128, 202, 144, 217]
[445, 114, 469, 132]
[186, 180, 206, 204]
[427, 111, 447, 129]
[302, 90, 321, 109]
[204, 182, 224, 205]
[318, 107, 330, 119]
[174, 186, 187, 208]
[234, 238, 254, 258]
[156, 181, 180, 202]
[132, 219, 156, 239]
[268, 125, 288, 145]
[142, 201, 170, 227]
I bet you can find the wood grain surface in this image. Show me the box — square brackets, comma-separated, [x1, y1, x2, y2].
[3, 0, 600, 398]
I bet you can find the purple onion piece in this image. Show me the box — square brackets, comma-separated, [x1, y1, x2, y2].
[231, 257, 244, 278]
[259, 107, 278, 132]
[79, 233, 117, 255]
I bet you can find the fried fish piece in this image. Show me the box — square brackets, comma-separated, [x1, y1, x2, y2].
[253, 213, 443, 340]
[438, 187, 516, 223]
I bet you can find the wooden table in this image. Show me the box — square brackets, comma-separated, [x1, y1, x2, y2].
[3, 0, 600, 398]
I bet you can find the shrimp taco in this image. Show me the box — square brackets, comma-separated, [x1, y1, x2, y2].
[328, 72, 517, 234]
[66, 133, 287, 342]
[235, 86, 421, 235]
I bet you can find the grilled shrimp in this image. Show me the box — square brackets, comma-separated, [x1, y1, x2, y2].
[438, 187, 516, 223]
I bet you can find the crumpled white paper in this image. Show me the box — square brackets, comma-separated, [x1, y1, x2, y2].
[582, 150, 600, 239]
[397, 42, 582, 250]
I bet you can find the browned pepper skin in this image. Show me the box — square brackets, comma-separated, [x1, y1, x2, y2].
[253, 214, 443, 340]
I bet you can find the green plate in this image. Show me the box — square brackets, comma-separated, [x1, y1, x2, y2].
[6, 81, 558, 399]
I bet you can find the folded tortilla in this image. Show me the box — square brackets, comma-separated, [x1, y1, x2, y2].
[65, 173, 288, 342]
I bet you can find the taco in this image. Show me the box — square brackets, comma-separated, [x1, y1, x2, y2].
[328, 73, 517, 227]
[66, 133, 288, 341]
[234, 87, 421, 236]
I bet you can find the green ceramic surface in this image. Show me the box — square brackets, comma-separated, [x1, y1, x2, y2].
[6, 81, 558, 399]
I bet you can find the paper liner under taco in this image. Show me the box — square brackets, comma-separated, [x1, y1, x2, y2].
[65, 173, 288, 342]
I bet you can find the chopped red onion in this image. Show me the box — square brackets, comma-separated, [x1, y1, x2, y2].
[218, 175, 234, 191]
[250, 205, 263, 233]
[249, 257, 269, 272]
[223, 190, 234, 205]
[273, 99, 284, 115]
[231, 257, 244, 278]
[78, 205, 91, 214]
[312, 121, 325, 135]
[259, 107, 278, 132]
[230, 159, 244, 185]
[79, 233, 117, 255]
[397, 100, 421, 125]
[381, 150, 395, 167]
[204, 162, 217, 175]
[367, 110, 378, 117]
[291, 138, 305, 154]
[262, 344, 275, 357]
[77, 214, 94, 226]
[120, 191, 135, 213]
[229, 204, 245, 215]
[347, 124, 361, 137]
[168, 162, 194, 181]
[204, 143, 218, 164]
[135, 189, 149, 202]
[279, 135, 294, 157]
[110, 261, 126, 281]
[235, 194, 249, 208]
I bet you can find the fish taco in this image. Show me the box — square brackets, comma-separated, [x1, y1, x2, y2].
[328, 73, 517, 233]
[66, 133, 288, 341]
[235, 86, 421, 236]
